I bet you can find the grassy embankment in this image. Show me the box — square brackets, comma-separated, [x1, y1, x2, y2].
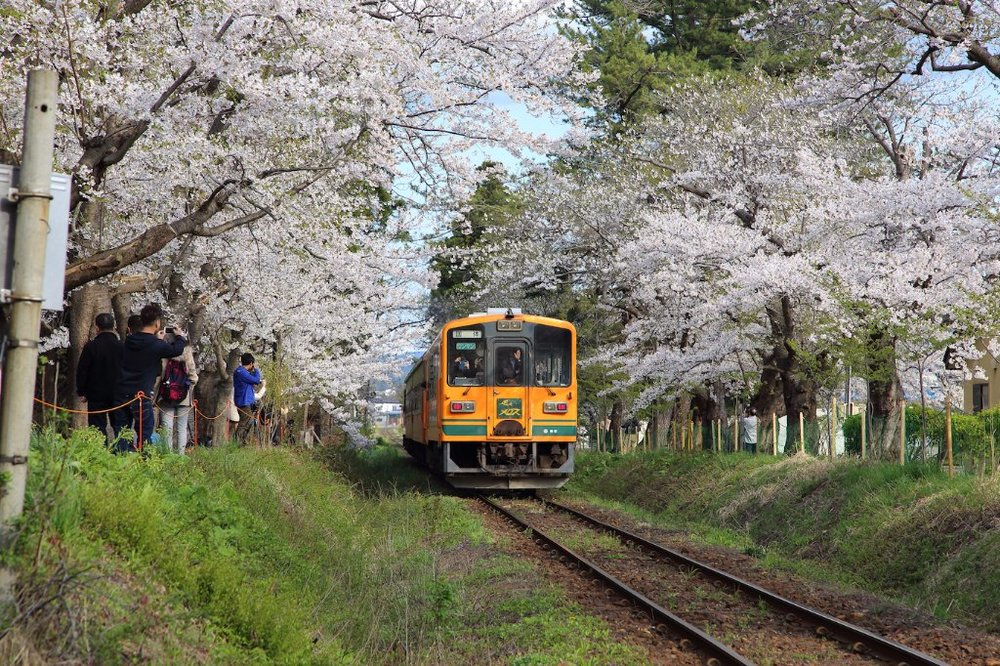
[1, 430, 643, 665]
[564, 450, 1000, 630]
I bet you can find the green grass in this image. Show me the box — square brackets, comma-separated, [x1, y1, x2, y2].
[563, 449, 1000, 630]
[2, 430, 649, 665]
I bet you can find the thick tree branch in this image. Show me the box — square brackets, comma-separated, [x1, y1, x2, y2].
[64, 180, 242, 291]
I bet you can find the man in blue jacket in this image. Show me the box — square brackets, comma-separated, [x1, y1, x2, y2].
[233, 352, 263, 442]
[112, 303, 187, 452]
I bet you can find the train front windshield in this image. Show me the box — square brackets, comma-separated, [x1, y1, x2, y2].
[447, 326, 485, 386]
[534, 325, 571, 387]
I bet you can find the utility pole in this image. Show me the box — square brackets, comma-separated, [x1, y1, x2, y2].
[0, 70, 59, 559]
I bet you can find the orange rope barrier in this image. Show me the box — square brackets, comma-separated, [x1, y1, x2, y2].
[33, 393, 141, 415]
[196, 403, 229, 420]
[37, 391, 280, 450]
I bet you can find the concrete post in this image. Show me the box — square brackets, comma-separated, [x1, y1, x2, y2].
[0, 70, 59, 539]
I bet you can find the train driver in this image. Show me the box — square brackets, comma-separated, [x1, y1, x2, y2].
[500, 348, 523, 385]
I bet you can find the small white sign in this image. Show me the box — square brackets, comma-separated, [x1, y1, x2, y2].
[0, 165, 71, 311]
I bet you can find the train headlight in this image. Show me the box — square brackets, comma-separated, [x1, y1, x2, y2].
[450, 401, 475, 413]
[543, 401, 569, 414]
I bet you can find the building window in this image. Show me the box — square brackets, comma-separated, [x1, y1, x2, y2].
[973, 383, 989, 413]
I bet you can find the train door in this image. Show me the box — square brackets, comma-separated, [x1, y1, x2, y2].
[489, 340, 529, 438]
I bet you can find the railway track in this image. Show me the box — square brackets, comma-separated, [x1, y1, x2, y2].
[478, 495, 950, 666]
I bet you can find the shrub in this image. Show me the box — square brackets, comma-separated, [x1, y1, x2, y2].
[843, 406, 986, 459]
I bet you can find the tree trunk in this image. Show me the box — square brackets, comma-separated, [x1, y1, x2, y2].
[862, 326, 903, 460]
[609, 399, 623, 453]
[692, 383, 725, 425]
[675, 393, 692, 449]
[653, 404, 670, 449]
[110, 291, 133, 338]
[867, 372, 902, 461]
[68, 283, 113, 429]
[750, 351, 785, 418]
[867, 375, 903, 460]
[203, 327, 242, 445]
[766, 296, 820, 453]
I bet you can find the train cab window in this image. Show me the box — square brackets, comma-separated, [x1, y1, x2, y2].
[428, 348, 438, 399]
[534, 325, 571, 387]
[447, 325, 485, 386]
[496, 345, 526, 386]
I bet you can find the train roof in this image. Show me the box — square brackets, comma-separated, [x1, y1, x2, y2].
[443, 311, 575, 331]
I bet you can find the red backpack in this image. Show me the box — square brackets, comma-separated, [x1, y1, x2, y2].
[159, 359, 190, 404]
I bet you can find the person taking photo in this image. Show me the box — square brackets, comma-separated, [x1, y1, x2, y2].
[233, 352, 264, 442]
[112, 303, 187, 451]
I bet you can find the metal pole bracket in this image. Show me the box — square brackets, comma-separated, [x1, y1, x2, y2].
[8, 293, 43, 304]
[0, 454, 28, 465]
[5, 188, 53, 203]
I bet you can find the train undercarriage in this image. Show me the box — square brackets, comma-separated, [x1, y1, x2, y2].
[403, 439, 574, 489]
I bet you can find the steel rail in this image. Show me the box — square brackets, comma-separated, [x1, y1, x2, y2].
[478, 495, 755, 666]
[543, 498, 949, 666]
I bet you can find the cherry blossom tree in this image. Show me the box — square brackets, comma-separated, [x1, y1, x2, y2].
[477, 66, 999, 457]
[0, 0, 586, 425]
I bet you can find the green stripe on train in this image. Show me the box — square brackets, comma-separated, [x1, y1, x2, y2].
[442, 424, 488, 436]
[532, 425, 578, 436]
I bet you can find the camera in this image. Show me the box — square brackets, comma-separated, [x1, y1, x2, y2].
[165, 327, 175, 334]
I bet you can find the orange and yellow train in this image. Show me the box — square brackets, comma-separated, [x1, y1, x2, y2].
[402, 309, 577, 489]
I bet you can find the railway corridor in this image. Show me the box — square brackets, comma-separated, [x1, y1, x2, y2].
[476, 494, 1000, 665]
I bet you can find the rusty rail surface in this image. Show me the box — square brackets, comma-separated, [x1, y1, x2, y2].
[477, 495, 755, 666]
[543, 498, 949, 666]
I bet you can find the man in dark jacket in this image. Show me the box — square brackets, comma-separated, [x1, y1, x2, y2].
[76, 313, 123, 441]
[112, 302, 187, 451]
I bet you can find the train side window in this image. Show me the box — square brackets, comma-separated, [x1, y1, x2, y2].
[496, 345, 526, 386]
[428, 348, 438, 399]
[534, 325, 571, 387]
[447, 325, 485, 386]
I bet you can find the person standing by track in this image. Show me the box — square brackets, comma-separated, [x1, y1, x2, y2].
[155, 328, 199, 455]
[740, 407, 758, 454]
[75, 313, 123, 443]
[113, 303, 187, 451]
[233, 352, 263, 443]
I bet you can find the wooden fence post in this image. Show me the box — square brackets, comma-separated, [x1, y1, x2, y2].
[860, 408, 867, 460]
[734, 409, 741, 453]
[945, 397, 954, 479]
[772, 412, 778, 455]
[715, 418, 721, 453]
[899, 398, 906, 465]
[829, 396, 837, 460]
[798, 412, 805, 454]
